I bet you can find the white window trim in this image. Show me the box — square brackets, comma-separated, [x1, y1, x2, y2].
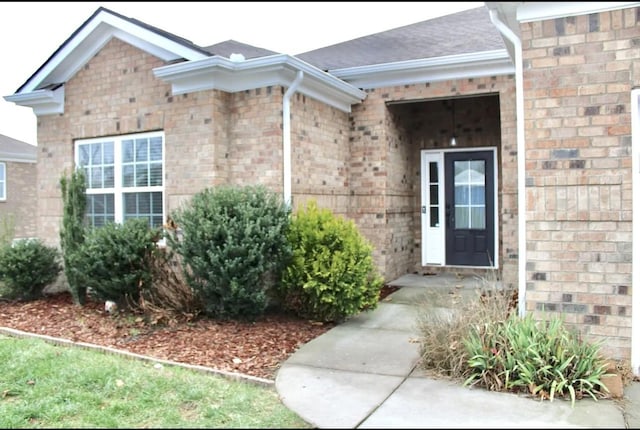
[74, 131, 165, 227]
[0, 162, 6, 201]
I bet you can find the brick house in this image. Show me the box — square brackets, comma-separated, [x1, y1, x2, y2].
[5, 2, 640, 373]
[0, 134, 37, 240]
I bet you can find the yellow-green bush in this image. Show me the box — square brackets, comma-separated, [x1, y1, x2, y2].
[275, 200, 383, 322]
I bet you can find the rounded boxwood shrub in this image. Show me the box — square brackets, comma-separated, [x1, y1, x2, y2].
[74, 218, 161, 306]
[0, 239, 61, 301]
[168, 185, 291, 320]
[275, 200, 383, 322]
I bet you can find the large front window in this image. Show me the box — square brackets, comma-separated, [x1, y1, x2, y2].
[75, 132, 164, 228]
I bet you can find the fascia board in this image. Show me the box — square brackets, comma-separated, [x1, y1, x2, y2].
[329, 50, 514, 89]
[4, 86, 65, 115]
[154, 54, 366, 112]
[517, 2, 640, 22]
[20, 10, 208, 94]
[0, 156, 36, 163]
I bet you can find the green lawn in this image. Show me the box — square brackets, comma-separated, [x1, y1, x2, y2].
[0, 335, 310, 428]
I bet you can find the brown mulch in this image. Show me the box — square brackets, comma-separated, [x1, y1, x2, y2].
[0, 285, 399, 381]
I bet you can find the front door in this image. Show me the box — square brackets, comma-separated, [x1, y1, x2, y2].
[421, 148, 496, 267]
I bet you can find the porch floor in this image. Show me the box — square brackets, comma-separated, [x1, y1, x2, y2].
[385, 272, 505, 309]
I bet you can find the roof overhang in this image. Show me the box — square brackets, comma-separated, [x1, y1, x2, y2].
[328, 49, 514, 90]
[516, 1, 640, 22]
[4, 7, 209, 115]
[153, 54, 367, 113]
[4, 86, 65, 116]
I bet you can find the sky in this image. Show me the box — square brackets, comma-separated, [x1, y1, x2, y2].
[0, 1, 483, 146]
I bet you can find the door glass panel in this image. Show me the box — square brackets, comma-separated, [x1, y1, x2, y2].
[454, 160, 486, 230]
[428, 161, 439, 227]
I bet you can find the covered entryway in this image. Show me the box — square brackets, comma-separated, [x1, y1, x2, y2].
[384, 93, 506, 277]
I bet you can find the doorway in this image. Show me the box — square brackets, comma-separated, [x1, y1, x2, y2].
[421, 147, 497, 267]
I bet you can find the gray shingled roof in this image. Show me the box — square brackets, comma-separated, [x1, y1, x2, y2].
[0, 134, 36, 162]
[296, 6, 505, 71]
[202, 40, 279, 59]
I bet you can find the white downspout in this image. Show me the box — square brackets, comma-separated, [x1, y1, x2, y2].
[631, 88, 640, 375]
[489, 9, 527, 318]
[283, 71, 304, 207]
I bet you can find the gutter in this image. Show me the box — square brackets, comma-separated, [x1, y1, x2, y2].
[489, 9, 527, 318]
[283, 71, 304, 207]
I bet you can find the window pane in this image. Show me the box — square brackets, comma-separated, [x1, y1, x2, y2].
[429, 162, 438, 183]
[123, 192, 163, 228]
[455, 207, 468, 229]
[150, 137, 162, 161]
[79, 145, 90, 165]
[104, 166, 114, 188]
[469, 160, 485, 182]
[136, 139, 148, 162]
[470, 207, 486, 229]
[470, 185, 485, 205]
[455, 185, 468, 205]
[430, 184, 438, 205]
[136, 165, 149, 187]
[86, 194, 115, 228]
[122, 165, 134, 187]
[150, 163, 162, 186]
[91, 166, 103, 188]
[103, 142, 114, 164]
[123, 140, 134, 163]
[91, 144, 102, 164]
[430, 207, 439, 227]
[152, 192, 162, 213]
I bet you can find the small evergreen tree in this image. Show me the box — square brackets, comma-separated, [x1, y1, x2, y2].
[59, 169, 88, 305]
[169, 185, 291, 320]
[75, 218, 161, 306]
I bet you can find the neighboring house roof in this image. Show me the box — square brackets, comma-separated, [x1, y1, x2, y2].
[0, 134, 36, 163]
[296, 6, 505, 71]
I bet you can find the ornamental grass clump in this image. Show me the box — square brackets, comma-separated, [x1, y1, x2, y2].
[416, 270, 611, 407]
[463, 311, 610, 407]
[275, 200, 383, 323]
[416, 270, 514, 380]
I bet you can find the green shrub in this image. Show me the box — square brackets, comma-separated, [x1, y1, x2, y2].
[463, 311, 610, 406]
[275, 200, 383, 322]
[59, 169, 88, 305]
[0, 239, 61, 301]
[74, 218, 161, 306]
[168, 185, 291, 320]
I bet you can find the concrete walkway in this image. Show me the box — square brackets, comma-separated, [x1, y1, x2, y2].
[275, 273, 638, 428]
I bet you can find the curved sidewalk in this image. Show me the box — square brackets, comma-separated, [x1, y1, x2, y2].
[275, 274, 632, 428]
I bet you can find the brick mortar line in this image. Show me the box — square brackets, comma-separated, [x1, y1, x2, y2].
[0, 326, 274, 388]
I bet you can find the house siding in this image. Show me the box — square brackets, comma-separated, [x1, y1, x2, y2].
[0, 160, 37, 240]
[521, 6, 640, 361]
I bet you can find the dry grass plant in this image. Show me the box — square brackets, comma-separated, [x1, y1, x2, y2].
[416, 269, 516, 380]
[136, 248, 200, 325]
